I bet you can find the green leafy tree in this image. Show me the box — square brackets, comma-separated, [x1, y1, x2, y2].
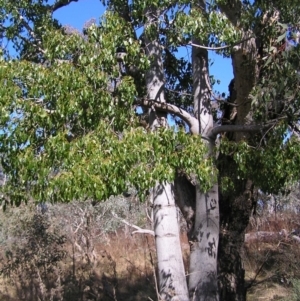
[1, 0, 300, 300]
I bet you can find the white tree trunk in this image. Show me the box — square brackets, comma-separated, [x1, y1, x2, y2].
[188, 1, 220, 298]
[144, 8, 189, 301]
[151, 183, 189, 301]
[189, 184, 219, 300]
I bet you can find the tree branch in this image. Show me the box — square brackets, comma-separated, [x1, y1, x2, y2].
[217, 0, 242, 26]
[134, 98, 199, 134]
[166, 87, 192, 97]
[208, 122, 278, 140]
[51, 0, 79, 12]
[212, 95, 239, 106]
[18, 97, 56, 114]
[112, 212, 154, 236]
[188, 36, 253, 51]
[14, 10, 45, 55]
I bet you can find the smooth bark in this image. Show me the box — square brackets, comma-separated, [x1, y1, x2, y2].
[188, 2, 220, 299]
[189, 185, 219, 301]
[144, 7, 189, 301]
[151, 183, 189, 301]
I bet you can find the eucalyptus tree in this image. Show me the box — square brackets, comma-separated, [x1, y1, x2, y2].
[1, 0, 300, 301]
[0, 1, 215, 300]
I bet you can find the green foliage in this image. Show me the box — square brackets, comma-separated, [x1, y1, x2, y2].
[220, 176, 235, 194]
[251, 43, 300, 122]
[0, 0, 300, 208]
[285, 279, 300, 301]
[0, 2, 224, 206]
[174, 8, 242, 51]
[220, 131, 300, 194]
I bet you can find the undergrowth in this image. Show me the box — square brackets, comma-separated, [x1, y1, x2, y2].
[0, 197, 299, 300]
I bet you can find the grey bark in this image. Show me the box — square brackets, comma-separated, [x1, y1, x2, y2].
[144, 7, 189, 301]
[189, 184, 219, 301]
[188, 2, 220, 299]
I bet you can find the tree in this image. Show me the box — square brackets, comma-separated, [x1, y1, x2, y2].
[1, 0, 300, 300]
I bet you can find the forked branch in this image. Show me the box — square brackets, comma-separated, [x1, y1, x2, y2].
[112, 212, 154, 236]
[134, 97, 199, 134]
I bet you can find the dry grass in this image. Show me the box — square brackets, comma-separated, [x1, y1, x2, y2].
[244, 211, 300, 301]
[0, 206, 299, 300]
[0, 225, 192, 301]
[247, 283, 290, 301]
[0, 229, 158, 301]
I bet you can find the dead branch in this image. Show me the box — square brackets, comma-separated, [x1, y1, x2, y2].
[112, 212, 154, 236]
[147, 236, 161, 301]
[188, 36, 253, 51]
[292, 235, 300, 244]
[245, 229, 290, 243]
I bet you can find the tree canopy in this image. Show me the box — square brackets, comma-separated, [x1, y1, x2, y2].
[1, 0, 300, 207]
[2, 0, 300, 300]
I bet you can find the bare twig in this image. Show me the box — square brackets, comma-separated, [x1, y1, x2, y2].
[259, 121, 278, 146]
[188, 36, 253, 51]
[112, 212, 154, 236]
[211, 94, 239, 106]
[17, 98, 56, 114]
[73, 217, 85, 234]
[147, 236, 161, 301]
[202, 64, 240, 110]
[165, 87, 192, 97]
[246, 248, 271, 289]
[145, 207, 153, 225]
[246, 240, 284, 289]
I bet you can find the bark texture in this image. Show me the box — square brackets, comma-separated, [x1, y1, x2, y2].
[189, 184, 219, 301]
[217, 32, 258, 301]
[218, 162, 255, 301]
[215, 2, 260, 298]
[188, 2, 220, 298]
[145, 8, 189, 300]
[151, 183, 189, 301]
[174, 174, 196, 236]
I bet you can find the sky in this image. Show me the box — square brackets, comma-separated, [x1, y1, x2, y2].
[53, 0, 232, 95]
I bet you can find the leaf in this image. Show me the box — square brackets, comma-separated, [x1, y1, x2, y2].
[277, 22, 288, 29]
[264, 55, 272, 67]
[276, 32, 286, 43]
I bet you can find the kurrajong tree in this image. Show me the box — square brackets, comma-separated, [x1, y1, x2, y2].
[1, 0, 300, 300]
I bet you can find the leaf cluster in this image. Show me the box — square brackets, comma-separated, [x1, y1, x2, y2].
[220, 128, 300, 194]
